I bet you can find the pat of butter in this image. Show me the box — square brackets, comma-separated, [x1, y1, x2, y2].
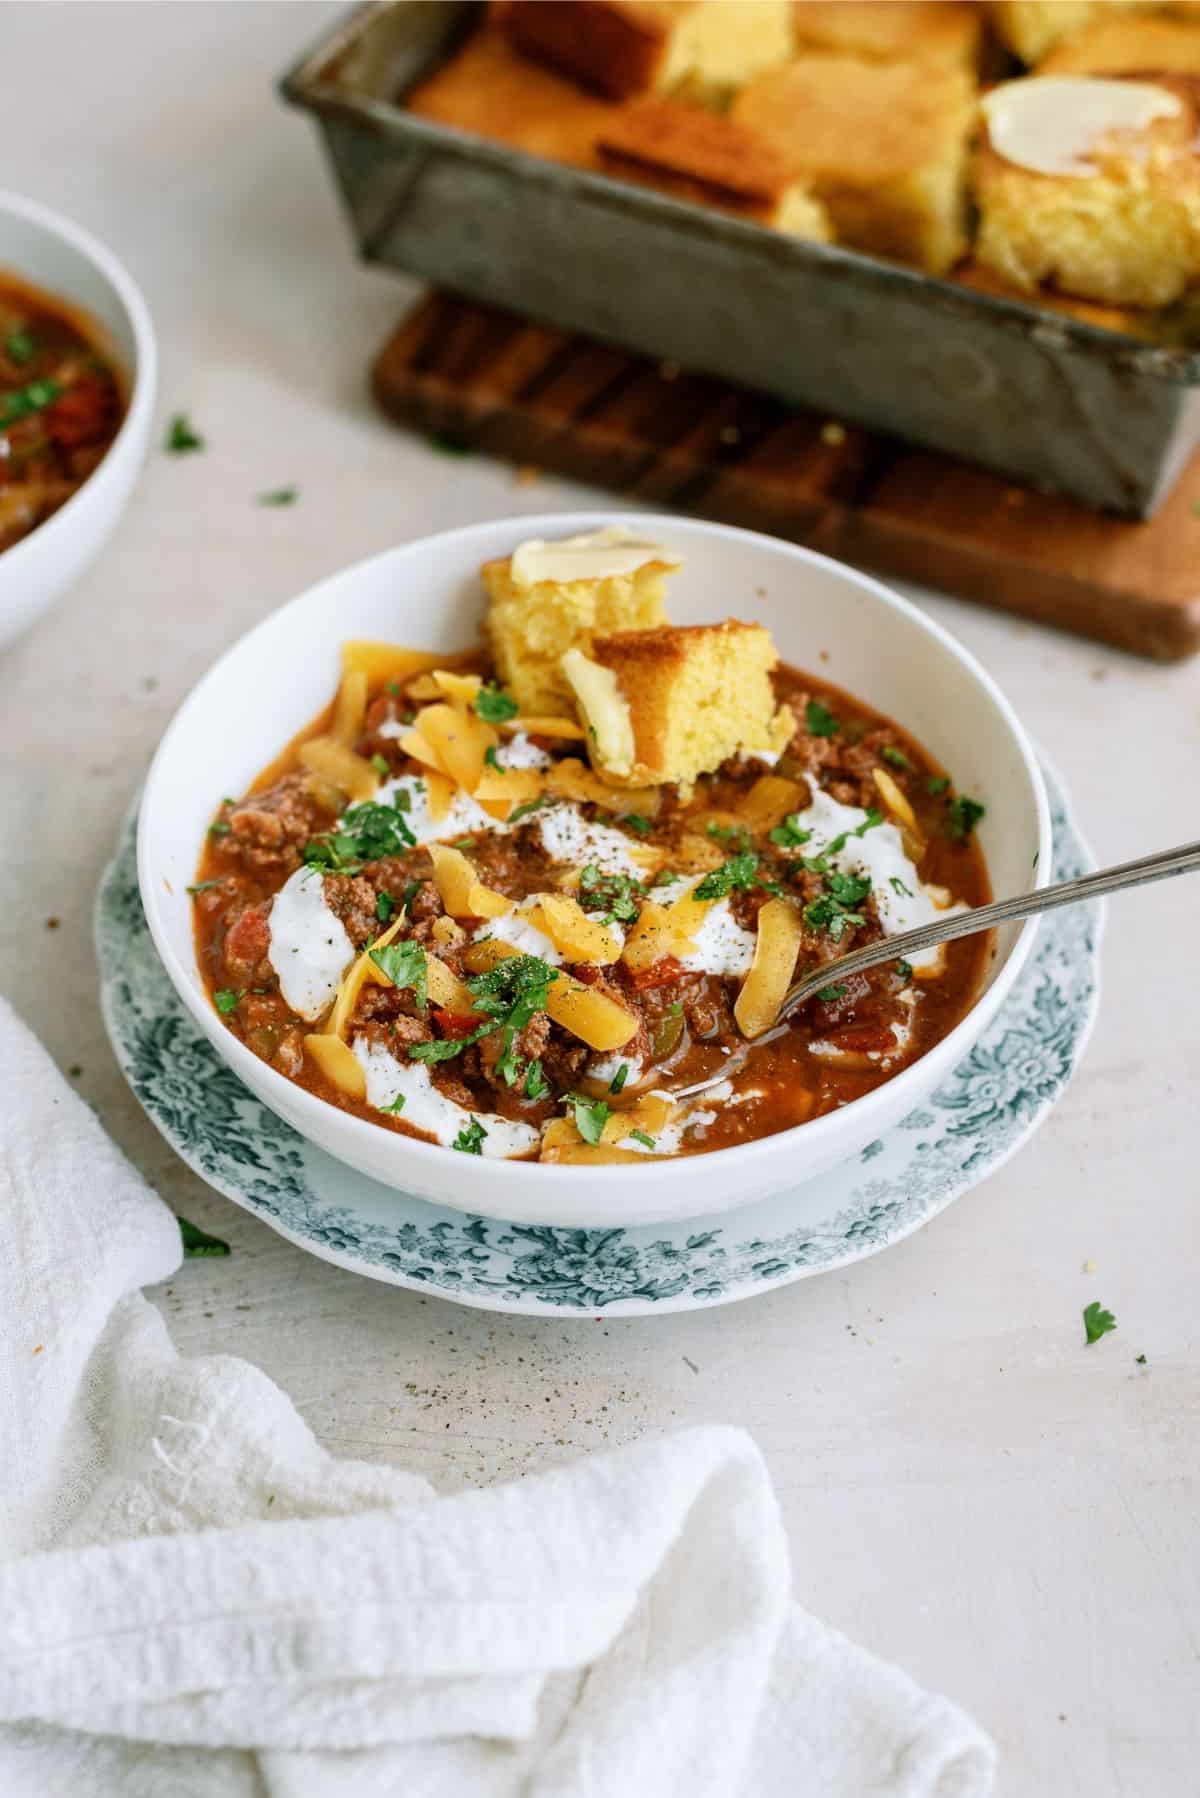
[511, 525, 681, 589]
[560, 647, 635, 776]
[982, 76, 1182, 179]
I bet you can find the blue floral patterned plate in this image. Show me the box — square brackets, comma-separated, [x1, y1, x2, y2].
[96, 761, 1101, 1315]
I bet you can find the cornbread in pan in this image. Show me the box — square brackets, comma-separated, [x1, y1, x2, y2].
[483, 530, 679, 716]
[595, 99, 831, 237]
[732, 58, 975, 274]
[563, 621, 791, 788]
[989, 2, 1158, 65]
[974, 75, 1200, 306]
[791, 2, 982, 70]
[1040, 15, 1200, 75]
[501, 0, 794, 103]
[953, 259, 1158, 339]
[406, 26, 616, 168]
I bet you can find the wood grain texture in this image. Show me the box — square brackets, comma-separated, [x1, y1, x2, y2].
[373, 293, 1200, 662]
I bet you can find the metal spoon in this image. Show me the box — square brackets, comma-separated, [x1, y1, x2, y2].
[665, 839, 1200, 1104]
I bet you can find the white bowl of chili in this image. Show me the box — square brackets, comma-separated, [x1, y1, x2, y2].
[139, 513, 1051, 1228]
[0, 190, 156, 649]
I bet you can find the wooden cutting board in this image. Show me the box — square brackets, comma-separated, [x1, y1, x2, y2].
[373, 292, 1200, 662]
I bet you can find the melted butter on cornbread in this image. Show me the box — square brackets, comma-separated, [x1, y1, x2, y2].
[510, 526, 680, 589]
[981, 76, 1183, 178]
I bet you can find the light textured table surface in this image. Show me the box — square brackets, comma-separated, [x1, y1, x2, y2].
[3, 7, 1197, 1794]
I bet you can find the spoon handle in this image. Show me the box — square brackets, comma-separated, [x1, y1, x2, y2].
[780, 838, 1200, 1018]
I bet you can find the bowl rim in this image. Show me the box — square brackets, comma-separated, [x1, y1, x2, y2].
[0, 187, 157, 577]
[139, 510, 1053, 1194]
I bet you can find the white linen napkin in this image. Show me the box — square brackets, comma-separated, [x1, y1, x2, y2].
[0, 997, 995, 1798]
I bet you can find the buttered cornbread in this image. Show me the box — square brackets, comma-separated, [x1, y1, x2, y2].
[595, 98, 831, 236]
[732, 57, 974, 273]
[989, 2, 1162, 65]
[1039, 14, 1200, 74]
[974, 75, 1200, 306]
[502, 0, 794, 102]
[483, 527, 680, 717]
[563, 621, 792, 788]
[791, 2, 982, 71]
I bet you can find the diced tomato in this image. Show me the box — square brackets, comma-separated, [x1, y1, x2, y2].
[223, 904, 271, 979]
[434, 1008, 486, 1040]
[626, 956, 685, 992]
[46, 371, 112, 448]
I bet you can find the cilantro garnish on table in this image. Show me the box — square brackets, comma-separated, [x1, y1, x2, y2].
[694, 851, 759, 901]
[165, 411, 204, 453]
[302, 790, 416, 874]
[578, 863, 644, 925]
[256, 486, 297, 507]
[177, 1214, 231, 1258]
[473, 682, 519, 724]
[1083, 1301, 1117, 1345]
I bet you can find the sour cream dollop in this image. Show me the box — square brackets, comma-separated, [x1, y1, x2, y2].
[266, 867, 354, 1022]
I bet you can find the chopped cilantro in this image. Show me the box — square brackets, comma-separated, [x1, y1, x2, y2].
[896, 959, 914, 983]
[926, 774, 950, 796]
[392, 785, 412, 811]
[387, 682, 401, 697]
[707, 820, 751, 851]
[694, 851, 758, 901]
[1136, 1353, 1147, 1365]
[370, 939, 428, 1011]
[827, 870, 872, 907]
[376, 890, 395, 923]
[256, 485, 297, 507]
[889, 875, 913, 898]
[524, 1060, 550, 1102]
[303, 794, 416, 873]
[187, 878, 223, 894]
[653, 868, 679, 887]
[0, 376, 62, 430]
[213, 989, 243, 1015]
[609, 1063, 629, 1095]
[165, 411, 204, 453]
[380, 1092, 407, 1114]
[411, 953, 558, 1084]
[208, 820, 231, 838]
[509, 794, 555, 824]
[578, 863, 645, 925]
[453, 1117, 487, 1155]
[402, 879, 421, 912]
[1083, 1301, 1117, 1345]
[629, 1130, 657, 1150]
[622, 813, 653, 836]
[370, 753, 390, 777]
[5, 328, 35, 365]
[805, 698, 839, 738]
[474, 682, 520, 724]
[946, 795, 985, 842]
[815, 983, 848, 1002]
[880, 745, 911, 771]
[769, 814, 813, 849]
[178, 1215, 230, 1257]
[484, 744, 502, 771]
[570, 1094, 610, 1145]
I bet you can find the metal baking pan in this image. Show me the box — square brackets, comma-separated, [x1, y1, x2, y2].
[282, 0, 1200, 517]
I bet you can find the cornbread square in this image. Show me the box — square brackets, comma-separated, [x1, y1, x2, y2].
[596, 98, 831, 237]
[732, 58, 975, 273]
[483, 551, 676, 716]
[406, 27, 617, 168]
[989, 3, 1159, 65]
[974, 77, 1200, 305]
[954, 259, 1157, 339]
[564, 621, 789, 788]
[1040, 15, 1200, 75]
[791, 2, 982, 71]
[502, 1, 794, 103]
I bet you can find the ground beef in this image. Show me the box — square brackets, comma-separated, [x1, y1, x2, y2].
[324, 875, 382, 948]
[222, 903, 272, 984]
[357, 1012, 429, 1053]
[471, 826, 555, 901]
[227, 774, 326, 876]
[475, 1008, 552, 1090]
[353, 985, 426, 1031]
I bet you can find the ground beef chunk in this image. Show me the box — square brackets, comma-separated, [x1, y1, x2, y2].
[540, 1034, 589, 1092]
[324, 875, 383, 948]
[222, 903, 272, 983]
[226, 774, 326, 876]
[677, 974, 736, 1045]
[475, 1008, 552, 1090]
[357, 1012, 429, 1053]
[352, 984, 426, 1031]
